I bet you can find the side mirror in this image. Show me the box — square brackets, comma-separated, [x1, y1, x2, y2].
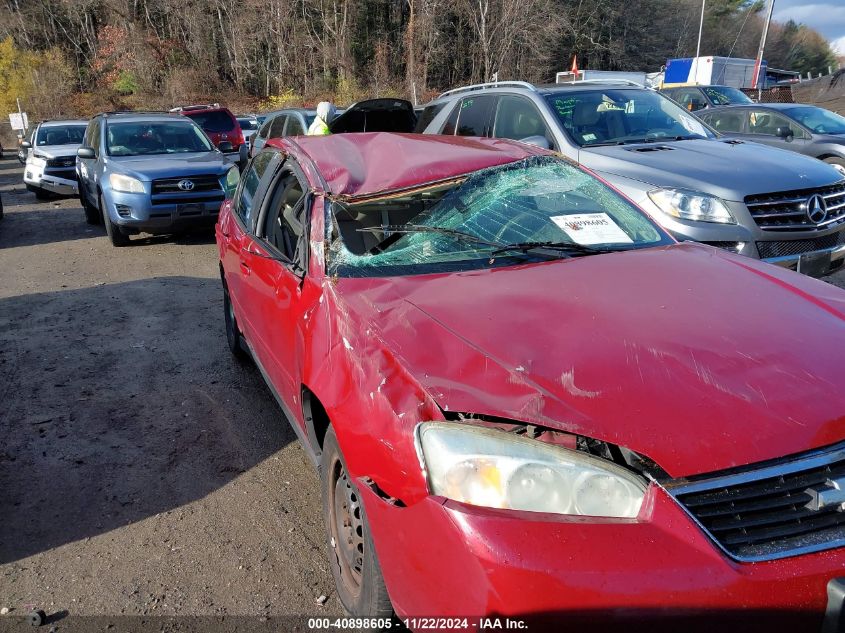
[518, 135, 551, 150]
[218, 141, 234, 152]
[776, 126, 793, 140]
[21, 141, 31, 149]
[77, 147, 95, 159]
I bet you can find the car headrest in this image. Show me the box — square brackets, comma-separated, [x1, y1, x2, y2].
[573, 101, 601, 127]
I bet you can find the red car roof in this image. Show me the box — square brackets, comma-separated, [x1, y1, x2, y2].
[268, 133, 548, 199]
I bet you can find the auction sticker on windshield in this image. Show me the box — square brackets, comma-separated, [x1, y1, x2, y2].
[551, 213, 633, 245]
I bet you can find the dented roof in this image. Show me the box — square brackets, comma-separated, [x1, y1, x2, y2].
[268, 133, 547, 199]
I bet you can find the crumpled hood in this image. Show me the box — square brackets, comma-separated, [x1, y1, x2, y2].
[31, 144, 81, 160]
[106, 152, 232, 181]
[580, 139, 843, 201]
[337, 243, 845, 478]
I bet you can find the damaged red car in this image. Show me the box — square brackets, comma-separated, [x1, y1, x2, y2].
[216, 133, 845, 632]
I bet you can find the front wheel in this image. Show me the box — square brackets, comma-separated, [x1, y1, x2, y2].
[321, 426, 393, 624]
[101, 194, 130, 247]
[223, 283, 248, 360]
[82, 190, 101, 225]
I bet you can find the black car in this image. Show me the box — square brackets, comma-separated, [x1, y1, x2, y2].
[698, 103, 845, 171]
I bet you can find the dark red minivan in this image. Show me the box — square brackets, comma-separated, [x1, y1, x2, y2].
[172, 104, 245, 153]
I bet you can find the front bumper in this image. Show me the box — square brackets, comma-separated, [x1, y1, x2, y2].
[24, 167, 78, 196]
[103, 187, 223, 234]
[362, 483, 845, 631]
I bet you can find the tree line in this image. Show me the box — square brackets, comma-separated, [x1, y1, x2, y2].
[0, 0, 838, 119]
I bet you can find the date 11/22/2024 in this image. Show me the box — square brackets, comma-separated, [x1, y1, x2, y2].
[307, 618, 529, 630]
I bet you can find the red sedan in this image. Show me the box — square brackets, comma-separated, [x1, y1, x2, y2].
[216, 133, 845, 631]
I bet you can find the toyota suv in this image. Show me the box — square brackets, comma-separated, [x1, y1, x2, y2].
[22, 119, 87, 199]
[418, 81, 845, 276]
[76, 111, 240, 246]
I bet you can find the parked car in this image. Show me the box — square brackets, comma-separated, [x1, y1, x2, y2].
[218, 132, 845, 631]
[22, 119, 87, 199]
[248, 99, 415, 157]
[660, 84, 754, 111]
[171, 103, 247, 163]
[697, 103, 845, 171]
[417, 81, 845, 276]
[76, 111, 239, 247]
[249, 108, 316, 157]
[236, 115, 260, 146]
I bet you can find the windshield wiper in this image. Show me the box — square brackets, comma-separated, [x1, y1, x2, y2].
[490, 241, 610, 257]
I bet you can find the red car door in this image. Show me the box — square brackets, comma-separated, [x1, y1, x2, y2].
[219, 151, 279, 343]
[243, 165, 313, 405]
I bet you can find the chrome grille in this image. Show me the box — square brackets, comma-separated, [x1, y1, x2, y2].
[756, 230, 845, 259]
[666, 442, 845, 561]
[745, 181, 845, 231]
[151, 174, 222, 194]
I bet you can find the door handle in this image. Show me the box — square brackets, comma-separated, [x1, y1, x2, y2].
[239, 259, 251, 275]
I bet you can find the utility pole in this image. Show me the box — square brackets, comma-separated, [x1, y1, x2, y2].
[692, 0, 706, 85]
[752, 0, 776, 94]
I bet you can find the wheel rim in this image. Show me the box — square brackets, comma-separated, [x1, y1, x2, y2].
[329, 458, 364, 595]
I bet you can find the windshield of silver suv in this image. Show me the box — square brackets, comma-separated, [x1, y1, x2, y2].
[545, 89, 716, 147]
[701, 86, 752, 106]
[106, 121, 214, 156]
[36, 124, 86, 146]
[329, 156, 672, 277]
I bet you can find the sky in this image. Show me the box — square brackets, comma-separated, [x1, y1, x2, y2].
[771, 0, 845, 56]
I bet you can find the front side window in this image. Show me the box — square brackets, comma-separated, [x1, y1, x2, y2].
[546, 89, 715, 147]
[492, 95, 555, 148]
[668, 88, 708, 111]
[36, 125, 87, 146]
[285, 116, 305, 136]
[261, 171, 307, 267]
[454, 95, 495, 136]
[268, 115, 288, 138]
[328, 156, 672, 277]
[783, 106, 845, 135]
[746, 110, 806, 138]
[105, 121, 214, 156]
[236, 150, 276, 227]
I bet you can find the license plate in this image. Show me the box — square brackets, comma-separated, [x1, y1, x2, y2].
[177, 203, 204, 217]
[798, 250, 832, 277]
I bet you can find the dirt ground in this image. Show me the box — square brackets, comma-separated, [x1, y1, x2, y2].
[0, 153, 344, 628]
[1, 152, 845, 631]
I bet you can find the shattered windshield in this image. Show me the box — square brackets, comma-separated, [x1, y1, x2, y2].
[328, 156, 671, 277]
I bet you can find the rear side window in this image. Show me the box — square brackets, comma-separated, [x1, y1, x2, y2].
[441, 103, 460, 135]
[415, 103, 447, 133]
[700, 110, 745, 133]
[269, 115, 288, 138]
[285, 116, 305, 136]
[262, 171, 307, 265]
[236, 151, 275, 228]
[455, 96, 495, 136]
[185, 110, 236, 133]
[257, 118, 273, 139]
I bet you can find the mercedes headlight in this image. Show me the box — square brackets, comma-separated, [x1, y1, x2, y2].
[109, 173, 145, 194]
[648, 188, 735, 224]
[417, 423, 647, 518]
[223, 166, 240, 197]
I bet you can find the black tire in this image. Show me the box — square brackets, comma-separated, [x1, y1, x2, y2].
[321, 426, 393, 624]
[223, 283, 248, 360]
[34, 187, 51, 200]
[823, 156, 845, 170]
[101, 193, 130, 247]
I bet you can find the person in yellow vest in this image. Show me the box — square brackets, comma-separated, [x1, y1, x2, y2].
[307, 101, 336, 135]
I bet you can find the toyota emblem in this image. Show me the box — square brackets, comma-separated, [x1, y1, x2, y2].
[177, 179, 195, 191]
[805, 193, 827, 224]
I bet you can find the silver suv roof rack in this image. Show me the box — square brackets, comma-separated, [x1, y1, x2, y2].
[438, 81, 537, 99]
[563, 79, 645, 88]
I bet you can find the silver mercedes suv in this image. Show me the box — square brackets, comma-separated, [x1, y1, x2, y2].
[417, 81, 845, 276]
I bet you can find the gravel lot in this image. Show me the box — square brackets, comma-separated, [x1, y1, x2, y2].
[0, 151, 844, 629]
[0, 154, 343, 626]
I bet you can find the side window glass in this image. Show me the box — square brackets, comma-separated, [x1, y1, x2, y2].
[257, 118, 273, 139]
[456, 96, 495, 136]
[747, 111, 806, 138]
[91, 122, 101, 155]
[236, 151, 275, 228]
[269, 115, 288, 138]
[493, 95, 555, 147]
[441, 103, 460, 135]
[702, 110, 744, 133]
[415, 103, 446, 133]
[262, 171, 306, 267]
[285, 116, 305, 136]
[673, 89, 707, 111]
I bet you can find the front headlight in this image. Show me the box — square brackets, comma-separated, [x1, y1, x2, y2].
[417, 423, 647, 518]
[648, 188, 736, 224]
[223, 166, 240, 197]
[109, 173, 145, 194]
